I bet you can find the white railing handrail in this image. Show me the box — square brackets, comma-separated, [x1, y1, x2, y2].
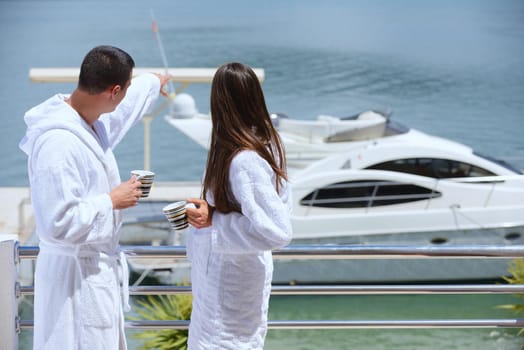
[124, 319, 524, 330]
[289, 173, 524, 210]
[17, 318, 524, 331]
[17, 283, 524, 297]
[448, 174, 524, 183]
[16, 244, 524, 260]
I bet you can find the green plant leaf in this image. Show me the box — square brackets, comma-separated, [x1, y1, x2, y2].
[128, 283, 192, 350]
[497, 258, 524, 337]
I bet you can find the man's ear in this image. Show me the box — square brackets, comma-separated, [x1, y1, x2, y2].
[111, 85, 122, 99]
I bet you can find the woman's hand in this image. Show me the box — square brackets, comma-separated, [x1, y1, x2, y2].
[186, 198, 214, 228]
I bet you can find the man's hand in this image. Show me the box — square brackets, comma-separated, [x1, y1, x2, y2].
[153, 73, 171, 97]
[186, 198, 213, 229]
[109, 176, 142, 209]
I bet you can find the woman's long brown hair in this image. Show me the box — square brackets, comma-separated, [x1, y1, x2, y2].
[202, 62, 287, 213]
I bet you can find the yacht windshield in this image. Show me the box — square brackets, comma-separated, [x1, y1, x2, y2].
[365, 158, 496, 178]
[383, 119, 410, 137]
[473, 152, 523, 174]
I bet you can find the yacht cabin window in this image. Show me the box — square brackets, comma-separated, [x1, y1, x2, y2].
[300, 180, 442, 208]
[364, 158, 495, 178]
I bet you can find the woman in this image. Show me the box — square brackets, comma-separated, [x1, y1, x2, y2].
[186, 62, 293, 349]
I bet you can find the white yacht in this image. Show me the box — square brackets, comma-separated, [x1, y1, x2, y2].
[161, 101, 524, 283]
[165, 101, 524, 241]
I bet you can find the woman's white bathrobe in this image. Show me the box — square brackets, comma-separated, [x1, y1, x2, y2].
[19, 74, 160, 350]
[187, 150, 293, 350]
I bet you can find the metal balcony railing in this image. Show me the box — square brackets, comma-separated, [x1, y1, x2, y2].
[1, 240, 524, 348]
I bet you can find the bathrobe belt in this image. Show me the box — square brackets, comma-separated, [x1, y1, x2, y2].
[38, 241, 130, 312]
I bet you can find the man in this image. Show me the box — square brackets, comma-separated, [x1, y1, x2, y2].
[19, 45, 169, 349]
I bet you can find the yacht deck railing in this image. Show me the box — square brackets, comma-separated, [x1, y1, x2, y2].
[2, 241, 524, 348]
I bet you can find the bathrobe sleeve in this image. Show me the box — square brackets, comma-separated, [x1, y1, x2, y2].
[30, 130, 114, 244]
[210, 151, 293, 254]
[100, 73, 161, 149]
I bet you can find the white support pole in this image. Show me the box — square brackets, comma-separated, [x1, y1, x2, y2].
[0, 239, 19, 350]
[143, 115, 153, 171]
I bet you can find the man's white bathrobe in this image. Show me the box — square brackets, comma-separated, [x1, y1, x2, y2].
[187, 150, 293, 350]
[19, 74, 160, 350]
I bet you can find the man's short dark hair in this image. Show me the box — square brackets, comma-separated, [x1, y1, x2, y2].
[78, 45, 135, 94]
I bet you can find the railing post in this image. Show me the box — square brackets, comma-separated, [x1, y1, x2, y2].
[0, 239, 19, 350]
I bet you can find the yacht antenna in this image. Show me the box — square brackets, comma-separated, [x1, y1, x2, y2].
[150, 9, 176, 114]
[140, 10, 177, 171]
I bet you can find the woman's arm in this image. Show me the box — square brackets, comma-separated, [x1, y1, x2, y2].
[211, 151, 293, 254]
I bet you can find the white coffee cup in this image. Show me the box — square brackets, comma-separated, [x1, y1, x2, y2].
[131, 170, 155, 198]
[162, 201, 190, 230]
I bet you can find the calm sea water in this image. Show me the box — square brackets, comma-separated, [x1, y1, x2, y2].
[3, 0, 524, 349]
